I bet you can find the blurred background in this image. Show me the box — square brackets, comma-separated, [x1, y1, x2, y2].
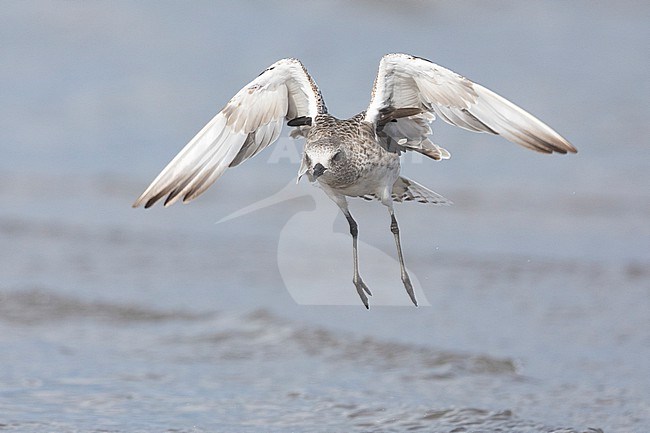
[1, 1, 648, 432]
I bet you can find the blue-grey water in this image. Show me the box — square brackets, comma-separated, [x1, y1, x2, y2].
[1, 1, 649, 432]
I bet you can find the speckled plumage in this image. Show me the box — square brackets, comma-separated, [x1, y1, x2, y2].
[303, 113, 399, 200]
[134, 54, 576, 308]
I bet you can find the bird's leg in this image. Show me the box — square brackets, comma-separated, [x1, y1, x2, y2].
[343, 210, 372, 309]
[324, 190, 372, 308]
[388, 208, 417, 306]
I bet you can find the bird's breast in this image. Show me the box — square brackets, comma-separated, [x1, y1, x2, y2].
[324, 154, 400, 199]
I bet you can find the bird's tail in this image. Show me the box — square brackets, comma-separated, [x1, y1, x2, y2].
[359, 176, 450, 204]
[390, 176, 451, 204]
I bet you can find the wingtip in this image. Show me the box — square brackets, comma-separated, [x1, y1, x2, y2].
[145, 197, 158, 208]
[553, 136, 578, 154]
[132, 197, 148, 209]
[551, 141, 577, 155]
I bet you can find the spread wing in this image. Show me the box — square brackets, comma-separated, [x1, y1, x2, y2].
[364, 53, 576, 158]
[133, 58, 326, 208]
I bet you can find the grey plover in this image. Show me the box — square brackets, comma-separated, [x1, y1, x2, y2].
[133, 53, 576, 308]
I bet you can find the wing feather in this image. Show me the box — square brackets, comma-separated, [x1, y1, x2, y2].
[133, 58, 325, 208]
[365, 53, 576, 156]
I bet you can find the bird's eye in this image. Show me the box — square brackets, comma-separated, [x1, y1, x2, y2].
[332, 150, 343, 162]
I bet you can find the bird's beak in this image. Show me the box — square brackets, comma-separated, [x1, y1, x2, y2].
[312, 163, 326, 178]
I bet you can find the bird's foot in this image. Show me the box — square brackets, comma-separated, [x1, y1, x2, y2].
[353, 277, 372, 309]
[402, 274, 418, 307]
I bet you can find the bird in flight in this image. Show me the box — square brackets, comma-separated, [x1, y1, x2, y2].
[133, 53, 576, 308]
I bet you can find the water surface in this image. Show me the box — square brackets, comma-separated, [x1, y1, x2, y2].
[1, 1, 648, 432]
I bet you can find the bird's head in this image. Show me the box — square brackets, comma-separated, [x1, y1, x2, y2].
[297, 140, 347, 183]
